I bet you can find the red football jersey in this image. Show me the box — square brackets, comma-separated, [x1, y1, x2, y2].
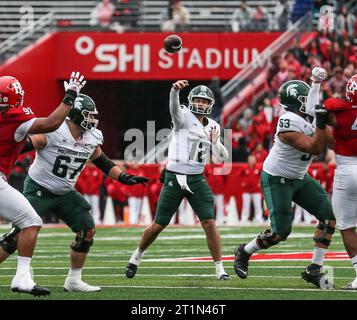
[0, 106, 36, 177]
[238, 164, 262, 193]
[324, 98, 357, 156]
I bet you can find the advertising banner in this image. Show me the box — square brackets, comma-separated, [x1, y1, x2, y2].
[57, 32, 283, 80]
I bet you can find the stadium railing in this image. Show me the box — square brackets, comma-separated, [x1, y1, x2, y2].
[220, 12, 313, 127]
[0, 11, 54, 63]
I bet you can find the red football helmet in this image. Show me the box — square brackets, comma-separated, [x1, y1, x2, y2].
[346, 74, 357, 106]
[0, 76, 24, 109]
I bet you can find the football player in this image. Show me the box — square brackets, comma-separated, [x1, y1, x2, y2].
[125, 80, 230, 280]
[233, 68, 337, 289]
[0, 93, 149, 292]
[313, 74, 357, 290]
[0, 71, 85, 296]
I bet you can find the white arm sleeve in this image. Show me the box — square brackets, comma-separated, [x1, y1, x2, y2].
[14, 118, 37, 142]
[211, 140, 229, 163]
[169, 88, 185, 129]
[306, 82, 321, 117]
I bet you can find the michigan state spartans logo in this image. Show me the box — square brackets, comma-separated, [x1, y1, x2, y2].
[73, 97, 84, 110]
[286, 84, 299, 97]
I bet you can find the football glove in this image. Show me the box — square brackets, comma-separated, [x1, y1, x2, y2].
[118, 172, 150, 186]
[311, 67, 326, 83]
[315, 103, 328, 129]
[63, 71, 87, 106]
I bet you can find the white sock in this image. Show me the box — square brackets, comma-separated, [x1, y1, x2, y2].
[351, 255, 357, 277]
[244, 239, 262, 255]
[16, 256, 31, 275]
[129, 248, 144, 266]
[215, 261, 226, 275]
[312, 247, 327, 266]
[68, 268, 82, 280]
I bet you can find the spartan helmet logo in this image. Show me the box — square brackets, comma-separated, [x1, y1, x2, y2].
[286, 84, 299, 97]
[74, 97, 84, 110]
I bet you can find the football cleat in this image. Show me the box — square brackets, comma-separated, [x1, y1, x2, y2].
[12, 285, 51, 296]
[342, 283, 357, 290]
[218, 273, 230, 281]
[11, 273, 50, 296]
[342, 278, 357, 290]
[125, 263, 138, 279]
[63, 278, 101, 292]
[301, 264, 333, 289]
[233, 244, 251, 279]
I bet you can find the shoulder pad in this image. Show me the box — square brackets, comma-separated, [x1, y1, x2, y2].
[90, 129, 104, 145]
[277, 112, 305, 133]
[323, 98, 353, 111]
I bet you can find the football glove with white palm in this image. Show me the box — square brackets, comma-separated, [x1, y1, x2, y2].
[63, 71, 87, 106]
[311, 67, 327, 83]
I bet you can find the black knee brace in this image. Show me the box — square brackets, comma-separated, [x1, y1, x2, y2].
[256, 229, 282, 249]
[70, 229, 95, 253]
[313, 220, 335, 246]
[71, 239, 93, 253]
[0, 228, 19, 255]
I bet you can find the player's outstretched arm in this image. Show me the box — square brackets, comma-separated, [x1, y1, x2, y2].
[306, 67, 326, 117]
[279, 130, 325, 155]
[90, 147, 150, 186]
[28, 72, 86, 134]
[19, 134, 48, 154]
[170, 80, 189, 129]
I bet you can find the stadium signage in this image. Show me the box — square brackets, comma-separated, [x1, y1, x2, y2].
[61, 32, 283, 79]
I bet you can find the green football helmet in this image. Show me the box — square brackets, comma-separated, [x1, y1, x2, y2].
[68, 93, 98, 131]
[278, 80, 312, 117]
[188, 85, 215, 115]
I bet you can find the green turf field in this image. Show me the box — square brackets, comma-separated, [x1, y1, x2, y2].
[1, 224, 357, 300]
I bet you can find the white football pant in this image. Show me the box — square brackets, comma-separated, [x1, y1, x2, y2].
[84, 194, 101, 225]
[293, 204, 311, 224]
[241, 193, 263, 223]
[332, 166, 357, 230]
[214, 194, 225, 224]
[0, 177, 42, 229]
[128, 197, 143, 225]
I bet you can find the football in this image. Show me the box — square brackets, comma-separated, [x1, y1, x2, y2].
[163, 34, 182, 53]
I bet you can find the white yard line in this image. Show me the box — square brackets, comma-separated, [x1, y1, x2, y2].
[0, 265, 354, 270]
[0, 274, 354, 280]
[0, 284, 355, 293]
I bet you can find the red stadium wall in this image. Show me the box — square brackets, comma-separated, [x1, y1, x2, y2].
[0, 31, 283, 117]
[0, 32, 62, 117]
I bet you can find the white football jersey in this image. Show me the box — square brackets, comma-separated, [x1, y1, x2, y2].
[167, 105, 219, 174]
[29, 121, 103, 195]
[263, 111, 315, 179]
